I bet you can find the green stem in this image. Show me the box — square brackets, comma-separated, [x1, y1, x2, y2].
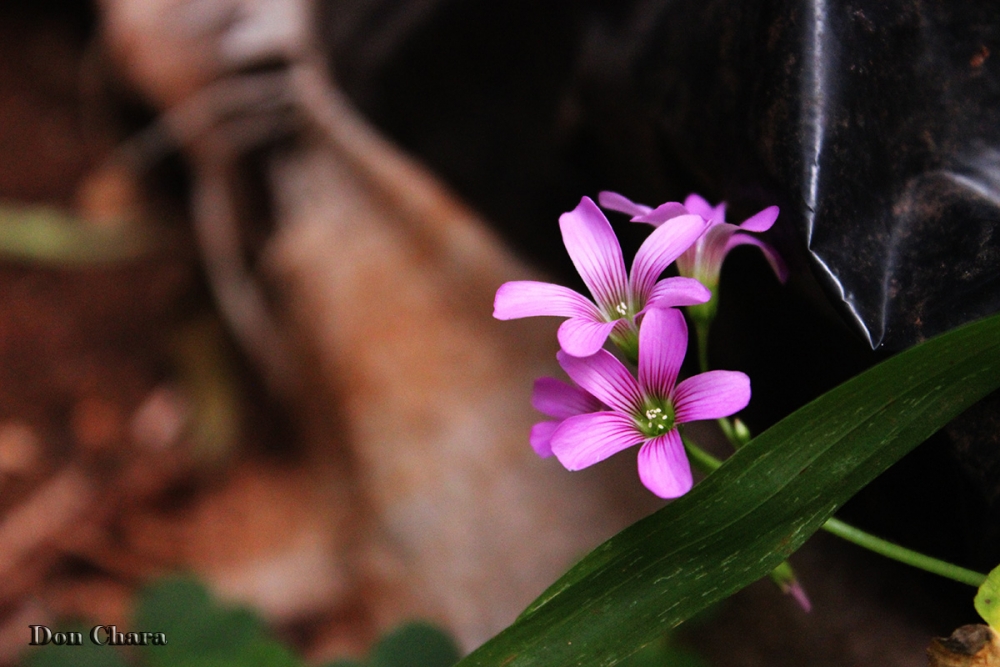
[681, 436, 987, 588]
[694, 320, 711, 375]
[682, 437, 724, 476]
[822, 517, 986, 587]
[692, 318, 741, 448]
[717, 417, 737, 447]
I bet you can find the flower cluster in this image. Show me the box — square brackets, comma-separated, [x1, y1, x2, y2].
[495, 193, 782, 498]
[599, 191, 787, 326]
[494, 197, 709, 362]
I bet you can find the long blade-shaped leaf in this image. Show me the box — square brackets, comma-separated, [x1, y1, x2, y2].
[460, 312, 1000, 666]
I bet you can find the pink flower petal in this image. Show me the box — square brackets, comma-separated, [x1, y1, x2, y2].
[559, 197, 629, 312]
[784, 580, 812, 613]
[725, 234, 789, 283]
[712, 202, 727, 222]
[551, 412, 644, 471]
[686, 223, 739, 284]
[630, 214, 709, 300]
[645, 277, 712, 310]
[532, 377, 603, 419]
[530, 421, 559, 457]
[493, 281, 601, 320]
[683, 193, 717, 220]
[637, 430, 693, 498]
[673, 370, 751, 423]
[597, 191, 653, 217]
[638, 308, 688, 399]
[557, 318, 618, 357]
[738, 205, 779, 232]
[631, 201, 690, 226]
[557, 349, 643, 414]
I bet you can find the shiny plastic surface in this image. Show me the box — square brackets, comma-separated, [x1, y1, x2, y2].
[632, 0, 1000, 349]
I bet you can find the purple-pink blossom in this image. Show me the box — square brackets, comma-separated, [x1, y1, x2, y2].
[494, 196, 711, 359]
[549, 308, 750, 498]
[598, 191, 788, 296]
[528, 377, 604, 458]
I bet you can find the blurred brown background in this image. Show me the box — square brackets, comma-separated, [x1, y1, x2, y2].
[0, 1, 991, 665]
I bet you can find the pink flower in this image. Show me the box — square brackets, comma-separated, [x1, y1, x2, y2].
[598, 191, 788, 294]
[550, 308, 750, 498]
[494, 196, 710, 359]
[528, 377, 603, 458]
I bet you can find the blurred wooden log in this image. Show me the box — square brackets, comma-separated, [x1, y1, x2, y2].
[169, 463, 354, 623]
[98, 0, 220, 108]
[97, 0, 658, 651]
[262, 60, 654, 648]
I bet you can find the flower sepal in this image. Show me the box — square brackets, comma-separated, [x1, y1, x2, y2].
[685, 290, 719, 330]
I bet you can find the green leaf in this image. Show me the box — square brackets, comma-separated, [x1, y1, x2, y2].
[976, 563, 1000, 629]
[318, 622, 460, 667]
[232, 638, 301, 667]
[615, 635, 707, 667]
[134, 576, 218, 639]
[369, 622, 461, 667]
[459, 312, 1000, 666]
[134, 576, 302, 667]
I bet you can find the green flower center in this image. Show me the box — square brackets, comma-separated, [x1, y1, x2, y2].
[608, 322, 640, 366]
[636, 398, 675, 438]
